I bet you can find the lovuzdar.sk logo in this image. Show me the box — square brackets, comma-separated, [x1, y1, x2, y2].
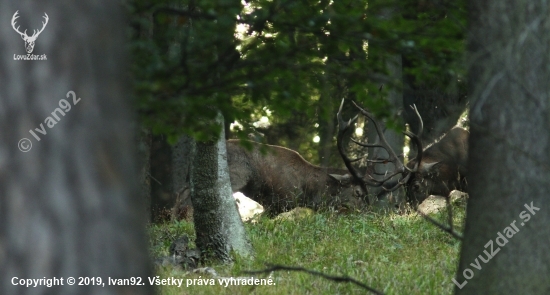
[11, 10, 48, 61]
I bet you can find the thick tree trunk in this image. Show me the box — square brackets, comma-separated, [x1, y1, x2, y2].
[191, 113, 253, 262]
[0, 2, 152, 295]
[455, 1, 550, 294]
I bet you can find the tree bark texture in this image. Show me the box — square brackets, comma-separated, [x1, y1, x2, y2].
[150, 135, 174, 222]
[191, 113, 253, 262]
[0, 2, 153, 294]
[137, 127, 152, 223]
[456, 1, 550, 294]
[172, 134, 193, 199]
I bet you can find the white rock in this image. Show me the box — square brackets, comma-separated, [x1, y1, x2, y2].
[233, 192, 264, 222]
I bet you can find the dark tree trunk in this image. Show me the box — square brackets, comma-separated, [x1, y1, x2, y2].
[0, 2, 153, 295]
[149, 134, 195, 222]
[366, 54, 405, 205]
[137, 127, 152, 223]
[150, 135, 174, 221]
[317, 91, 336, 168]
[172, 134, 194, 198]
[316, 56, 352, 170]
[191, 113, 253, 262]
[363, 7, 405, 205]
[455, 1, 550, 294]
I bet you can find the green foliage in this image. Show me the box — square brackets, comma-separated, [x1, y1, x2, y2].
[150, 204, 466, 294]
[128, 0, 467, 141]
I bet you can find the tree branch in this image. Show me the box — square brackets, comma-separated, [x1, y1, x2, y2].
[417, 207, 463, 240]
[153, 7, 216, 20]
[245, 264, 384, 295]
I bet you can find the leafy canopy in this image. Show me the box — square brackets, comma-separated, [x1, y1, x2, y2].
[128, 0, 466, 142]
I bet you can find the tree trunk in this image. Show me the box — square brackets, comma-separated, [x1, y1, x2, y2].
[191, 113, 253, 262]
[367, 7, 405, 206]
[138, 127, 152, 223]
[0, 2, 153, 295]
[172, 134, 194, 200]
[455, 1, 550, 294]
[366, 54, 405, 206]
[317, 91, 336, 168]
[150, 135, 174, 221]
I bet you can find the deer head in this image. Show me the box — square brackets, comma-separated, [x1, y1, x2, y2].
[11, 11, 49, 54]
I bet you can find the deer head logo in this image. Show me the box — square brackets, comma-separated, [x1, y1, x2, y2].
[11, 11, 49, 54]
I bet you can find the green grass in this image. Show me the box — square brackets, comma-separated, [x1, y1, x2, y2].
[149, 205, 465, 295]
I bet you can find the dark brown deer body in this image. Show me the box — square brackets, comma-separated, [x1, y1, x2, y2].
[405, 127, 469, 204]
[227, 139, 365, 214]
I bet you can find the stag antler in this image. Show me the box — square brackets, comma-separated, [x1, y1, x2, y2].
[336, 99, 423, 197]
[336, 99, 371, 204]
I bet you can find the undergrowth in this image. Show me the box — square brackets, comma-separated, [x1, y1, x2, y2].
[149, 204, 465, 295]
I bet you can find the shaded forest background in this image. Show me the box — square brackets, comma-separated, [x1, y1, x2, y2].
[130, 0, 469, 220]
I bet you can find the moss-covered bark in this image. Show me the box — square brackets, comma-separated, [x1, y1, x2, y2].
[191, 113, 253, 262]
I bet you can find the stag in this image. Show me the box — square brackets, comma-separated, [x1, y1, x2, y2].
[11, 11, 49, 54]
[336, 99, 468, 205]
[225, 139, 366, 215]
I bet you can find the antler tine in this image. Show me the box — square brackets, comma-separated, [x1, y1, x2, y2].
[404, 104, 423, 172]
[411, 104, 423, 137]
[338, 99, 394, 188]
[336, 99, 371, 204]
[336, 99, 361, 177]
[337, 99, 358, 131]
[350, 138, 385, 149]
[375, 104, 423, 187]
[350, 100, 405, 171]
[379, 173, 414, 192]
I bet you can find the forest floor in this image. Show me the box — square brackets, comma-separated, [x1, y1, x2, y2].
[149, 200, 466, 295]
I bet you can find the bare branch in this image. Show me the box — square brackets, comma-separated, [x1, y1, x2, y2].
[245, 264, 384, 295]
[417, 208, 463, 240]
